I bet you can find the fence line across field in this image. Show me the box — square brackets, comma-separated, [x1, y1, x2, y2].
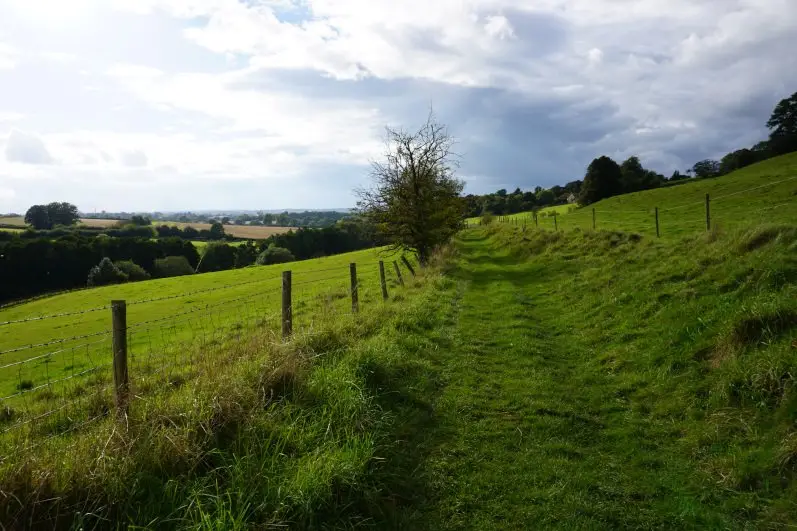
[0, 256, 418, 457]
[488, 177, 796, 238]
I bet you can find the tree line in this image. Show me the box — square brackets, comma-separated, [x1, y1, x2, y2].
[81, 210, 350, 228]
[0, 237, 199, 303]
[0, 219, 380, 303]
[465, 90, 797, 213]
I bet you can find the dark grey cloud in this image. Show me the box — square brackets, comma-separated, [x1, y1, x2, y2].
[5, 130, 54, 164]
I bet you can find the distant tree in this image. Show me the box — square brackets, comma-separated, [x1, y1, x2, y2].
[496, 189, 507, 197]
[196, 242, 236, 273]
[46, 202, 80, 227]
[130, 215, 151, 226]
[355, 112, 465, 264]
[24, 205, 51, 230]
[669, 170, 688, 182]
[234, 241, 259, 268]
[719, 149, 757, 175]
[87, 257, 128, 287]
[256, 245, 296, 265]
[767, 91, 797, 155]
[691, 159, 721, 179]
[536, 189, 555, 206]
[114, 260, 151, 281]
[579, 156, 623, 205]
[221, 216, 231, 225]
[263, 213, 274, 225]
[563, 180, 582, 195]
[153, 256, 195, 278]
[182, 226, 199, 239]
[620, 156, 646, 193]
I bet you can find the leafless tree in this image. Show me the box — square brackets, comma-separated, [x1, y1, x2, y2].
[356, 112, 465, 265]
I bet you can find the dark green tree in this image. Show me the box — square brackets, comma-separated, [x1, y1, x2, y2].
[767, 91, 797, 155]
[719, 149, 756, 175]
[691, 159, 720, 179]
[46, 202, 80, 227]
[620, 156, 646, 193]
[578, 156, 623, 205]
[356, 112, 465, 264]
[130, 215, 151, 226]
[24, 205, 51, 230]
[208, 222, 225, 240]
[87, 257, 128, 287]
[196, 242, 236, 273]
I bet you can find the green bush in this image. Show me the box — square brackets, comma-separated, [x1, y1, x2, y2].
[114, 260, 151, 281]
[256, 245, 296, 266]
[153, 256, 195, 278]
[87, 257, 128, 287]
[196, 243, 236, 273]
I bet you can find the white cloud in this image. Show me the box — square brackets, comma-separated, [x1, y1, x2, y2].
[5, 130, 54, 165]
[121, 149, 148, 167]
[484, 15, 515, 40]
[0, 0, 795, 211]
[0, 42, 17, 69]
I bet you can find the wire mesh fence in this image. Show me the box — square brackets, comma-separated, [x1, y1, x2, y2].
[0, 255, 418, 461]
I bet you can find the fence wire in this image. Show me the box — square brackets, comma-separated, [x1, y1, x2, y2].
[0, 259, 414, 460]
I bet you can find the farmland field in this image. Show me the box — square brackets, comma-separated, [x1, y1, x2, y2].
[80, 218, 294, 239]
[0, 216, 25, 227]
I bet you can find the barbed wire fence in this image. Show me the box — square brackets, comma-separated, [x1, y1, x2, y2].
[481, 175, 797, 238]
[0, 256, 418, 461]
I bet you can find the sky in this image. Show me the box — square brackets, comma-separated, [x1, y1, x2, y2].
[0, 0, 796, 213]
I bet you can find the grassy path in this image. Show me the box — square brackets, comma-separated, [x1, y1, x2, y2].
[409, 229, 731, 529]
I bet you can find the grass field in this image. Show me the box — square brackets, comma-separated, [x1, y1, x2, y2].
[468, 152, 797, 237]
[2, 154, 797, 527]
[395, 224, 797, 528]
[192, 239, 247, 250]
[0, 247, 407, 416]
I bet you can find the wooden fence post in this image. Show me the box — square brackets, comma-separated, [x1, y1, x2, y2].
[379, 261, 389, 301]
[592, 208, 596, 230]
[401, 255, 416, 277]
[350, 263, 359, 313]
[705, 193, 711, 232]
[282, 271, 292, 338]
[393, 260, 405, 287]
[111, 300, 129, 416]
[534, 212, 538, 228]
[655, 207, 660, 238]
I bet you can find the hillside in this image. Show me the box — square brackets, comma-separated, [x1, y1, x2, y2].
[4, 220, 796, 527]
[2, 154, 797, 527]
[473, 152, 797, 238]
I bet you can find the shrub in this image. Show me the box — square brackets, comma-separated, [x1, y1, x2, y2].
[256, 245, 296, 265]
[481, 211, 495, 225]
[87, 257, 128, 287]
[153, 256, 195, 278]
[114, 260, 151, 281]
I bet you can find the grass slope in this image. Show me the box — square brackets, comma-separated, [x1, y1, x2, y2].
[471, 152, 797, 238]
[0, 247, 404, 407]
[0, 269, 454, 528]
[402, 224, 797, 528]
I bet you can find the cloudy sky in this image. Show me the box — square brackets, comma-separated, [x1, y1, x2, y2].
[0, 0, 795, 213]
